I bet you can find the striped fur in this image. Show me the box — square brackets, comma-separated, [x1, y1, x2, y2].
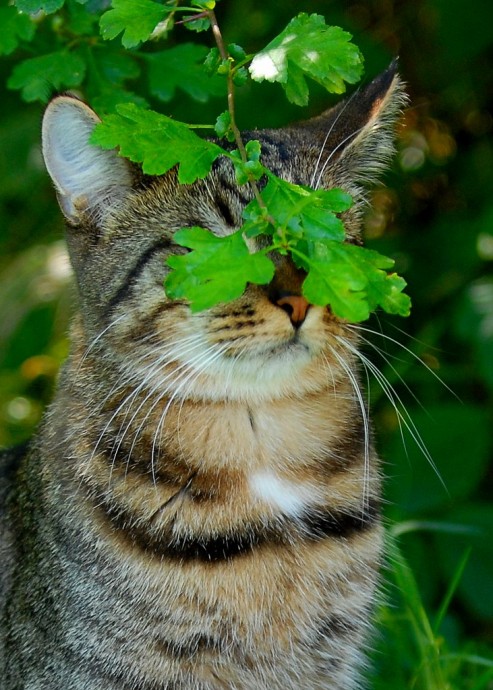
[0, 64, 406, 688]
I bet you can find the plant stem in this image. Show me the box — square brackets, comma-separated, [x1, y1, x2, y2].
[174, 11, 209, 25]
[206, 9, 267, 213]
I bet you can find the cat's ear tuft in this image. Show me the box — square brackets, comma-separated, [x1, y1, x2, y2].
[42, 96, 133, 225]
[302, 61, 407, 198]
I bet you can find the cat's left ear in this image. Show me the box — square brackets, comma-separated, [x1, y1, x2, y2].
[42, 95, 133, 225]
[298, 61, 407, 199]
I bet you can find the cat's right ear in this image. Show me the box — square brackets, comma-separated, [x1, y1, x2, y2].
[42, 96, 133, 225]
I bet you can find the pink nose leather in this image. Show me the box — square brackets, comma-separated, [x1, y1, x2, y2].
[276, 294, 311, 327]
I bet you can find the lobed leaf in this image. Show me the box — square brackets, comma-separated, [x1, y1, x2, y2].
[300, 242, 411, 321]
[7, 50, 86, 102]
[165, 228, 275, 312]
[66, 0, 99, 35]
[244, 175, 351, 242]
[91, 103, 224, 181]
[249, 13, 363, 105]
[94, 49, 141, 84]
[0, 7, 35, 56]
[90, 88, 149, 115]
[15, 0, 65, 14]
[146, 44, 224, 103]
[99, 0, 167, 48]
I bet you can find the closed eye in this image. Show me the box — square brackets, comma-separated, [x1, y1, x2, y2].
[216, 198, 236, 228]
[103, 238, 171, 319]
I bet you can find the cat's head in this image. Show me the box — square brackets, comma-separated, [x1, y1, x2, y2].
[42, 63, 405, 403]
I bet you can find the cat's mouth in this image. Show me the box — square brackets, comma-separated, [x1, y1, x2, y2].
[263, 333, 311, 357]
[219, 331, 313, 362]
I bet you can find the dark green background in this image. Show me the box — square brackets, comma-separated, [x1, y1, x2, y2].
[1, 0, 492, 686]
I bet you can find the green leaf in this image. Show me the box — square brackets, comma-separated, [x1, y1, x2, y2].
[228, 43, 246, 62]
[15, 0, 64, 13]
[165, 228, 275, 312]
[214, 110, 234, 140]
[232, 66, 249, 87]
[66, 0, 99, 34]
[99, 0, 167, 48]
[0, 7, 35, 56]
[183, 16, 210, 33]
[7, 51, 86, 102]
[146, 44, 224, 103]
[91, 103, 224, 181]
[300, 242, 411, 321]
[300, 245, 370, 322]
[91, 88, 149, 115]
[191, 0, 215, 9]
[94, 49, 141, 84]
[231, 140, 263, 184]
[244, 175, 351, 242]
[249, 13, 363, 105]
[204, 47, 220, 75]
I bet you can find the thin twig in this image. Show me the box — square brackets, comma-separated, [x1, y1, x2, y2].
[174, 11, 209, 26]
[207, 9, 268, 213]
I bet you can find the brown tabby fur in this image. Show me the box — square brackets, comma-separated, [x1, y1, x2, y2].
[0, 64, 406, 688]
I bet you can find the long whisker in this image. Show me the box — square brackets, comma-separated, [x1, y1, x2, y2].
[74, 314, 127, 375]
[106, 337, 210, 478]
[86, 335, 207, 471]
[119, 338, 217, 462]
[81, 332, 205, 424]
[328, 343, 371, 508]
[335, 334, 448, 494]
[351, 330, 428, 414]
[310, 85, 362, 189]
[348, 323, 459, 399]
[313, 125, 366, 190]
[150, 342, 230, 485]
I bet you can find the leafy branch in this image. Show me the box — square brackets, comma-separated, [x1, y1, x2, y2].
[5, 0, 411, 322]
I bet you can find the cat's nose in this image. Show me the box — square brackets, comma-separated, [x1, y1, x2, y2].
[276, 294, 311, 328]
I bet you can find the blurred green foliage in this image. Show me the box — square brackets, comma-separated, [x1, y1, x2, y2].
[1, 0, 492, 687]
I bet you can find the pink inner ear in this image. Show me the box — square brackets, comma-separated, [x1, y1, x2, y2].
[369, 97, 384, 120]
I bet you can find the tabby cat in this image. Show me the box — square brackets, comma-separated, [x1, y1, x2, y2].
[0, 63, 405, 689]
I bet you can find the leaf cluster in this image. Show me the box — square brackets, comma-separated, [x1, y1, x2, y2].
[161, 171, 410, 320]
[6, 0, 411, 322]
[6, 0, 224, 109]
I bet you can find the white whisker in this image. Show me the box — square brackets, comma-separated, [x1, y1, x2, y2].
[335, 334, 448, 495]
[348, 323, 458, 399]
[310, 86, 362, 189]
[313, 125, 366, 190]
[74, 314, 127, 374]
[328, 343, 371, 507]
[150, 342, 230, 484]
[85, 334, 206, 475]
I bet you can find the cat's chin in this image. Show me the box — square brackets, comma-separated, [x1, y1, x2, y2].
[170, 341, 330, 403]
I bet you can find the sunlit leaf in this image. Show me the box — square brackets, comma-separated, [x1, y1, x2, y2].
[165, 228, 275, 311]
[249, 13, 363, 105]
[99, 0, 167, 48]
[91, 103, 224, 181]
